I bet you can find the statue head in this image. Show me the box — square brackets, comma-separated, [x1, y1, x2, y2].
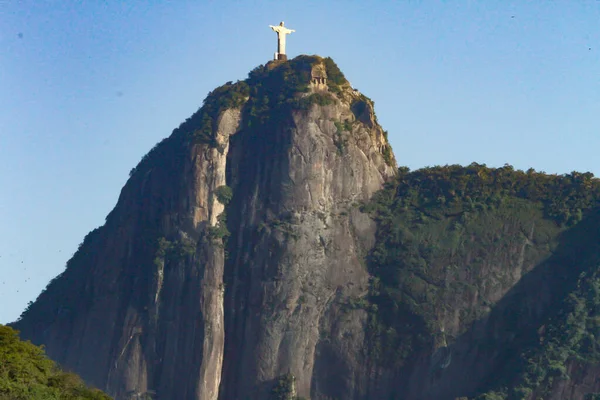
[280, 21, 284, 26]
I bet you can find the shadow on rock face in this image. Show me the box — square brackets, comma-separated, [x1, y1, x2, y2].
[406, 207, 600, 400]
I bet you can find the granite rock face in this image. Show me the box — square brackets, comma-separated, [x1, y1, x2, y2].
[14, 56, 600, 400]
[220, 86, 394, 400]
[14, 56, 396, 400]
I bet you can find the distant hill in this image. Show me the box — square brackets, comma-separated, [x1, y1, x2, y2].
[362, 164, 600, 399]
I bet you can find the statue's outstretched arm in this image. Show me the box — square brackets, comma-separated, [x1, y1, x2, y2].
[290, 29, 296, 33]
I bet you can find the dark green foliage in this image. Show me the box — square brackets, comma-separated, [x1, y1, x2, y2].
[323, 57, 348, 95]
[345, 296, 372, 310]
[128, 56, 363, 187]
[492, 266, 600, 399]
[365, 164, 600, 228]
[271, 373, 301, 400]
[0, 325, 112, 399]
[294, 93, 336, 111]
[125, 131, 187, 183]
[21, 55, 344, 332]
[128, 82, 249, 177]
[381, 144, 394, 167]
[155, 237, 171, 260]
[475, 393, 507, 400]
[472, 256, 600, 399]
[334, 120, 343, 134]
[333, 120, 349, 154]
[191, 81, 250, 146]
[127, 80, 250, 178]
[208, 212, 230, 241]
[244, 55, 320, 127]
[215, 185, 233, 205]
[343, 119, 353, 132]
[308, 93, 335, 106]
[310, 92, 334, 106]
[267, 217, 300, 240]
[363, 164, 600, 368]
[154, 237, 196, 267]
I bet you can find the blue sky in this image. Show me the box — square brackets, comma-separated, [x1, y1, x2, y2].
[1, 1, 599, 323]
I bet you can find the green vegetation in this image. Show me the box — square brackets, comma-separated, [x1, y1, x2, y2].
[127, 81, 249, 177]
[271, 373, 295, 400]
[191, 80, 250, 147]
[127, 56, 330, 180]
[207, 212, 230, 241]
[366, 164, 600, 229]
[153, 237, 196, 267]
[215, 185, 233, 205]
[127, 80, 250, 178]
[381, 143, 394, 167]
[126, 55, 384, 192]
[270, 373, 306, 400]
[257, 215, 299, 240]
[333, 120, 349, 154]
[244, 55, 320, 127]
[363, 163, 600, 369]
[323, 56, 348, 96]
[295, 92, 336, 109]
[477, 260, 600, 399]
[474, 393, 507, 400]
[0, 325, 112, 399]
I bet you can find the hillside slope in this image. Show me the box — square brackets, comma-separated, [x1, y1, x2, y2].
[360, 165, 600, 400]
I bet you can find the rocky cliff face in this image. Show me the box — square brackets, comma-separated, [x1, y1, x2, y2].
[13, 106, 239, 400]
[13, 56, 600, 400]
[13, 56, 396, 400]
[220, 83, 394, 400]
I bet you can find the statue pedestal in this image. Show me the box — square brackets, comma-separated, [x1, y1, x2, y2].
[276, 53, 288, 61]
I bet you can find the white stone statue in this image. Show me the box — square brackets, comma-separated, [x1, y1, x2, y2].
[269, 21, 295, 60]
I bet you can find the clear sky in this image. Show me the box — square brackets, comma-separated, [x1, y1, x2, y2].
[1, 1, 599, 323]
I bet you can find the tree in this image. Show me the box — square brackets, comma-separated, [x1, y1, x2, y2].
[0, 324, 112, 399]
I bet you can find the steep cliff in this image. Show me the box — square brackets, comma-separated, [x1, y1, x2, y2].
[13, 55, 396, 400]
[12, 55, 600, 400]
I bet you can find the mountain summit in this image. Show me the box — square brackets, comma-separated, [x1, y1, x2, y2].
[14, 55, 396, 400]
[14, 56, 600, 400]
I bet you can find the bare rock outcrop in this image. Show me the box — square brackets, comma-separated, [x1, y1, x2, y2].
[14, 56, 396, 400]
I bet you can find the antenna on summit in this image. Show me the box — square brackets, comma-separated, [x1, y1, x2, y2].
[269, 21, 295, 61]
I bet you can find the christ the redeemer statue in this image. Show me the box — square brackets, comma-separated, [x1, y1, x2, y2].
[270, 21, 295, 61]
